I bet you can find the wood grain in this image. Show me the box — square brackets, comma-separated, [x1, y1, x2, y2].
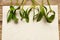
[0, 21, 2, 40]
[0, 0, 58, 5]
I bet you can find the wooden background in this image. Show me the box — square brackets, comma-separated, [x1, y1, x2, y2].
[0, 0, 60, 40]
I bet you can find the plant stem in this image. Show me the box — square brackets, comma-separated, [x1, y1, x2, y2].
[10, 0, 12, 5]
[19, 0, 25, 9]
[16, 0, 19, 5]
[21, 0, 24, 6]
[42, 0, 44, 6]
[47, 0, 52, 11]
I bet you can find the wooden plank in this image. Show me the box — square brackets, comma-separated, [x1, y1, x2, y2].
[0, 30, 2, 40]
[0, 14, 2, 22]
[0, 9, 1, 12]
[58, 1, 60, 39]
[0, 0, 58, 6]
[0, 6, 2, 9]
[0, 21, 2, 40]
[0, 0, 2, 6]
[0, 8, 2, 21]
[0, 5, 2, 40]
[0, 6, 2, 22]
[58, 7, 60, 19]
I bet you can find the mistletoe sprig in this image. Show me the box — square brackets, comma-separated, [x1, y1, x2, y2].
[19, 6, 32, 23]
[33, 0, 47, 22]
[19, 0, 32, 23]
[32, 0, 55, 23]
[7, 0, 55, 24]
[44, 0, 55, 23]
[7, 0, 18, 24]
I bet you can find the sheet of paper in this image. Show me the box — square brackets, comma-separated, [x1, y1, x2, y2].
[2, 5, 59, 40]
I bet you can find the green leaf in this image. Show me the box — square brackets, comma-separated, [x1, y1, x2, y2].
[16, 6, 20, 10]
[46, 11, 55, 23]
[37, 12, 44, 22]
[28, 8, 32, 15]
[36, 6, 45, 22]
[20, 11, 23, 18]
[10, 6, 15, 11]
[43, 6, 47, 12]
[13, 15, 18, 24]
[24, 10, 29, 23]
[19, 11, 24, 21]
[7, 11, 13, 22]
